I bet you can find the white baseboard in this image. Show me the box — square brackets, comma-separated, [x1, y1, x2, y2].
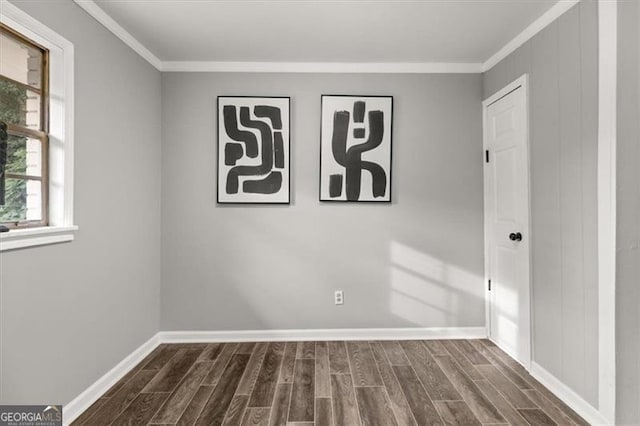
[63, 333, 160, 425]
[530, 362, 611, 425]
[62, 326, 484, 424]
[158, 327, 487, 343]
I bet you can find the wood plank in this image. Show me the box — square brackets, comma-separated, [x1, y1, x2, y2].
[144, 347, 203, 393]
[376, 360, 417, 426]
[177, 385, 213, 426]
[422, 340, 449, 357]
[476, 364, 536, 409]
[315, 397, 333, 426]
[468, 340, 532, 389]
[487, 346, 588, 425]
[151, 360, 214, 424]
[222, 395, 250, 426]
[432, 355, 504, 424]
[103, 344, 166, 398]
[195, 354, 251, 426]
[369, 342, 388, 363]
[380, 341, 409, 365]
[433, 401, 481, 426]
[517, 408, 558, 425]
[203, 343, 239, 386]
[199, 343, 225, 361]
[71, 397, 108, 426]
[269, 383, 292, 426]
[355, 386, 399, 426]
[346, 341, 383, 386]
[142, 344, 181, 370]
[453, 340, 490, 365]
[392, 365, 442, 425]
[328, 341, 350, 374]
[288, 359, 315, 422]
[480, 339, 496, 347]
[524, 389, 577, 425]
[237, 343, 269, 395]
[297, 342, 315, 359]
[441, 340, 483, 380]
[278, 342, 297, 383]
[242, 407, 271, 426]
[249, 342, 285, 407]
[182, 343, 209, 351]
[110, 392, 169, 426]
[474, 380, 529, 426]
[81, 369, 158, 426]
[315, 341, 331, 398]
[399, 340, 460, 401]
[237, 342, 258, 354]
[330, 374, 360, 426]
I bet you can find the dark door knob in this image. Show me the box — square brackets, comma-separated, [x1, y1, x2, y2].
[509, 232, 523, 242]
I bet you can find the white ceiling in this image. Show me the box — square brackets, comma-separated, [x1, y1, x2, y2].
[92, 0, 559, 64]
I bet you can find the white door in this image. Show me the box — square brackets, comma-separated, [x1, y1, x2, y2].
[483, 76, 531, 368]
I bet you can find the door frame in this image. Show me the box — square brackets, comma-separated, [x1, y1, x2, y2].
[482, 74, 532, 370]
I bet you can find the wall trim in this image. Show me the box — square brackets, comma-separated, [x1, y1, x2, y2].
[72, 0, 162, 69]
[481, 0, 580, 72]
[160, 61, 483, 74]
[63, 334, 160, 425]
[597, 0, 617, 423]
[159, 327, 487, 343]
[69, 0, 482, 74]
[64, 327, 614, 426]
[62, 327, 484, 423]
[71, 0, 582, 75]
[530, 362, 609, 426]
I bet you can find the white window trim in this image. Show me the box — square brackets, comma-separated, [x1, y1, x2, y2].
[0, 0, 76, 251]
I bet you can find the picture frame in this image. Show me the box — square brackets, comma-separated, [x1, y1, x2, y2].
[217, 96, 290, 204]
[320, 95, 393, 202]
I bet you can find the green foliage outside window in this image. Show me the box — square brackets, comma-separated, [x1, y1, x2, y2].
[0, 79, 28, 221]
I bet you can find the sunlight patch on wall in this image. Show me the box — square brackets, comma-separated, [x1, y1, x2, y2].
[389, 241, 482, 326]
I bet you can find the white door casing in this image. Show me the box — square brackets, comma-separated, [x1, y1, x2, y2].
[483, 75, 532, 369]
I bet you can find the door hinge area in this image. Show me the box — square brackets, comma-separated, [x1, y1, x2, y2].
[485, 150, 490, 163]
[488, 279, 492, 291]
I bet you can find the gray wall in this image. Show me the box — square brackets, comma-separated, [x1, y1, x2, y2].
[161, 73, 485, 332]
[0, 0, 162, 405]
[483, 0, 599, 407]
[616, 0, 640, 423]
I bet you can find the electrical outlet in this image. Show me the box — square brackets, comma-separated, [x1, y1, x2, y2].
[334, 290, 344, 305]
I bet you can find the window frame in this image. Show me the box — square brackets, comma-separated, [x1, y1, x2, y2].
[0, 2, 76, 251]
[0, 23, 50, 229]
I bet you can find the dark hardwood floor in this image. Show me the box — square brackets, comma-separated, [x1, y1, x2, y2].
[71, 339, 588, 426]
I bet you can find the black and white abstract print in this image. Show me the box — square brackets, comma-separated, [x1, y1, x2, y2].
[217, 97, 290, 204]
[320, 95, 392, 202]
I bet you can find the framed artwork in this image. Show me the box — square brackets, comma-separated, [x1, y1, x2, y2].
[217, 96, 290, 204]
[320, 95, 393, 202]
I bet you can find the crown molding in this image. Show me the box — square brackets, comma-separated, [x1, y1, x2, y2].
[73, 0, 162, 70]
[160, 61, 482, 73]
[72, 0, 578, 74]
[481, 0, 580, 72]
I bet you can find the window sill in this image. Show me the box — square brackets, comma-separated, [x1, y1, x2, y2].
[0, 225, 78, 252]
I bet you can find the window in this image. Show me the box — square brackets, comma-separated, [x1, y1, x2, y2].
[0, 2, 75, 251]
[0, 23, 49, 229]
